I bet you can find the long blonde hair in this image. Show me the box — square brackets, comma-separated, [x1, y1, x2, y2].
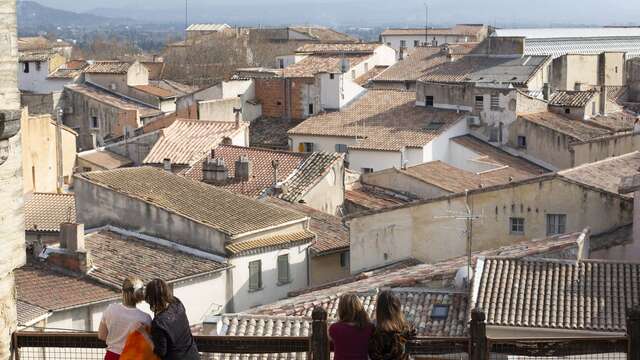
[337, 293, 371, 329]
[375, 290, 410, 332]
[122, 277, 145, 307]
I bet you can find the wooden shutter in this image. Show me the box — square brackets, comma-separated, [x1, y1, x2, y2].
[249, 260, 261, 290]
[277, 255, 289, 284]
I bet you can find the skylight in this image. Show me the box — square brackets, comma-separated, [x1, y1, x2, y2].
[431, 304, 450, 319]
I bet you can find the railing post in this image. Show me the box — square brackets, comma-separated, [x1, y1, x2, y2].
[311, 306, 329, 360]
[628, 306, 640, 360]
[470, 309, 488, 360]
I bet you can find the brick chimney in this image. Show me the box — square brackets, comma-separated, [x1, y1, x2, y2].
[46, 223, 92, 274]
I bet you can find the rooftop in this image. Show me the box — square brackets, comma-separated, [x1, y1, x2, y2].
[288, 89, 464, 151]
[264, 197, 349, 256]
[283, 54, 371, 78]
[19, 50, 57, 62]
[473, 257, 640, 332]
[290, 26, 358, 43]
[295, 43, 379, 55]
[559, 151, 640, 198]
[133, 84, 177, 99]
[345, 185, 415, 211]
[143, 119, 246, 166]
[493, 27, 640, 39]
[225, 230, 315, 256]
[382, 24, 487, 37]
[77, 149, 133, 170]
[84, 61, 132, 74]
[187, 24, 231, 32]
[549, 90, 598, 107]
[399, 161, 483, 193]
[24, 193, 76, 233]
[279, 152, 343, 203]
[518, 112, 612, 142]
[65, 83, 163, 119]
[76, 167, 306, 236]
[419, 55, 549, 85]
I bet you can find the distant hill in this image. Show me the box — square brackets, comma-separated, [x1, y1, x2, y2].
[18, 1, 134, 31]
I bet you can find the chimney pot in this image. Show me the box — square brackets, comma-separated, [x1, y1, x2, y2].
[60, 222, 85, 252]
[163, 158, 172, 171]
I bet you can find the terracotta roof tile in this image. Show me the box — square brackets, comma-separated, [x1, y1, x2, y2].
[345, 186, 413, 211]
[586, 111, 636, 132]
[78, 149, 133, 170]
[225, 230, 315, 256]
[19, 50, 57, 62]
[65, 83, 163, 118]
[296, 43, 379, 54]
[184, 145, 308, 197]
[16, 300, 50, 326]
[400, 161, 482, 193]
[283, 54, 370, 78]
[373, 47, 450, 83]
[77, 167, 306, 236]
[288, 89, 464, 151]
[133, 84, 177, 98]
[473, 257, 640, 332]
[355, 65, 388, 86]
[291, 27, 358, 43]
[519, 112, 612, 142]
[24, 193, 76, 233]
[280, 152, 343, 202]
[84, 61, 131, 74]
[144, 119, 246, 166]
[382, 25, 487, 37]
[264, 197, 349, 255]
[549, 90, 597, 107]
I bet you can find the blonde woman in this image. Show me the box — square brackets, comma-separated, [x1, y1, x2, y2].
[328, 293, 373, 360]
[98, 277, 152, 360]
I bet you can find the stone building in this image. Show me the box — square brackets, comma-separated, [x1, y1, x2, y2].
[0, 0, 25, 358]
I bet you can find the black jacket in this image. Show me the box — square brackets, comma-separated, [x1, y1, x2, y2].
[150, 299, 199, 360]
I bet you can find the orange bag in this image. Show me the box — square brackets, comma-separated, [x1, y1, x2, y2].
[120, 326, 160, 360]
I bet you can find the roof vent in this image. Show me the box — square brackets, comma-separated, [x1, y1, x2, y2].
[431, 304, 450, 320]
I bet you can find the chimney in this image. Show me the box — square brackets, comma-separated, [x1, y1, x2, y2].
[271, 159, 279, 188]
[163, 158, 172, 171]
[235, 155, 252, 181]
[542, 83, 550, 101]
[202, 157, 228, 183]
[60, 222, 85, 252]
[600, 85, 608, 115]
[48, 223, 92, 274]
[233, 107, 242, 129]
[399, 47, 405, 60]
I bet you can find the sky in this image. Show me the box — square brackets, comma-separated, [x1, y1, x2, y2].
[25, 0, 640, 27]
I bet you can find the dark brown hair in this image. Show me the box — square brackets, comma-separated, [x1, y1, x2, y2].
[375, 290, 409, 333]
[337, 293, 371, 329]
[145, 279, 175, 314]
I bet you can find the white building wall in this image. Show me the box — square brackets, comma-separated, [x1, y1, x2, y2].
[173, 272, 228, 325]
[222, 80, 253, 98]
[348, 149, 401, 173]
[446, 141, 499, 173]
[290, 134, 357, 154]
[228, 243, 310, 311]
[427, 119, 469, 162]
[18, 60, 66, 93]
[319, 74, 341, 110]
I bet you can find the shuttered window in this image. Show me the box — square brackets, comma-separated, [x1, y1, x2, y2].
[277, 254, 290, 284]
[249, 260, 262, 291]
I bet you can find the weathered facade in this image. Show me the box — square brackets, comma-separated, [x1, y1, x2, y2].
[0, 0, 25, 358]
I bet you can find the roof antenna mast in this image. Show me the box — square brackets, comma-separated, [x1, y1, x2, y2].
[424, 2, 429, 46]
[185, 0, 189, 38]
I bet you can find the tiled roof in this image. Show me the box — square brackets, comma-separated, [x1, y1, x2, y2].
[280, 152, 343, 202]
[225, 230, 315, 256]
[345, 186, 414, 211]
[290, 27, 358, 43]
[288, 89, 464, 151]
[549, 90, 597, 107]
[450, 135, 549, 184]
[214, 314, 311, 336]
[24, 193, 76, 233]
[17, 300, 50, 326]
[282, 54, 370, 78]
[296, 43, 379, 54]
[85, 229, 229, 288]
[373, 46, 473, 83]
[184, 146, 307, 197]
[355, 65, 388, 86]
[559, 152, 640, 198]
[77, 167, 306, 236]
[78, 149, 133, 170]
[400, 161, 482, 193]
[84, 61, 132, 74]
[48, 60, 89, 79]
[419, 55, 549, 85]
[133, 84, 177, 98]
[249, 231, 584, 324]
[15, 261, 118, 312]
[65, 83, 163, 119]
[18, 36, 53, 51]
[264, 197, 349, 255]
[141, 62, 165, 81]
[606, 86, 629, 104]
[473, 257, 640, 332]
[144, 119, 245, 166]
[382, 25, 486, 37]
[518, 112, 612, 142]
[154, 79, 198, 96]
[587, 111, 636, 132]
[19, 50, 57, 62]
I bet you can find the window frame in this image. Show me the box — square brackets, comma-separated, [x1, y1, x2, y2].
[546, 214, 567, 236]
[308, 103, 314, 115]
[23, 62, 30, 73]
[335, 144, 348, 153]
[277, 254, 290, 285]
[490, 94, 500, 110]
[300, 142, 314, 153]
[510, 217, 525, 235]
[400, 40, 407, 48]
[475, 95, 484, 111]
[248, 260, 263, 291]
[517, 136, 527, 149]
[340, 251, 350, 268]
[362, 168, 374, 174]
[425, 95, 434, 107]
[413, 40, 420, 47]
[90, 116, 99, 129]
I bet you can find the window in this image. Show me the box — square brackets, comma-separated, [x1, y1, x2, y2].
[35, 62, 41, 71]
[431, 304, 449, 319]
[565, 108, 571, 114]
[90, 116, 98, 129]
[23, 62, 29, 73]
[277, 254, 290, 285]
[340, 251, 350, 268]
[510, 217, 525, 234]
[475, 96, 484, 110]
[362, 168, 374, 174]
[335, 144, 348, 153]
[249, 260, 262, 291]
[517, 136, 527, 149]
[414, 40, 420, 47]
[400, 40, 407, 48]
[546, 214, 567, 236]
[299, 142, 314, 153]
[615, 66, 619, 74]
[351, 70, 356, 80]
[278, 58, 285, 69]
[490, 94, 500, 110]
[308, 103, 314, 115]
[425, 95, 434, 107]
[329, 73, 335, 80]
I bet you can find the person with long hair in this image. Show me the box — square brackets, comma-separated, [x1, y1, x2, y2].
[368, 290, 416, 360]
[98, 277, 152, 360]
[329, 293, 374, 360]
[145, 279, 199, 360]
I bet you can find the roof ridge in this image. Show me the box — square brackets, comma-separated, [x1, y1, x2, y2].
[559, 151, 640, 174]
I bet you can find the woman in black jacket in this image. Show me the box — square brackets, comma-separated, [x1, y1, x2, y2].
[145, 279, 199, 360]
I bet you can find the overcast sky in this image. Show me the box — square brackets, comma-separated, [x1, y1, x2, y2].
[25, 0, 640, 27]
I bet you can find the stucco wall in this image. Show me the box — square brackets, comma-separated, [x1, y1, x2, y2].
[363, 168, 451, 199]
[507, 118, 574, 169]
[21, 91, 63, 116]
[173, 272, 228, 324]
[349, 177, 632, 272]
[104, 131, 161, 165]
[290, 135, 357, 154]
[199, 97, 241, 122]
[310, 251, 350, 286]
[349, 149, 402, 173]
[571, 133, 640, 167]
[299, 157, 345, 215]
[74, 177, 229, 255]
[18, 56, 68, 94]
